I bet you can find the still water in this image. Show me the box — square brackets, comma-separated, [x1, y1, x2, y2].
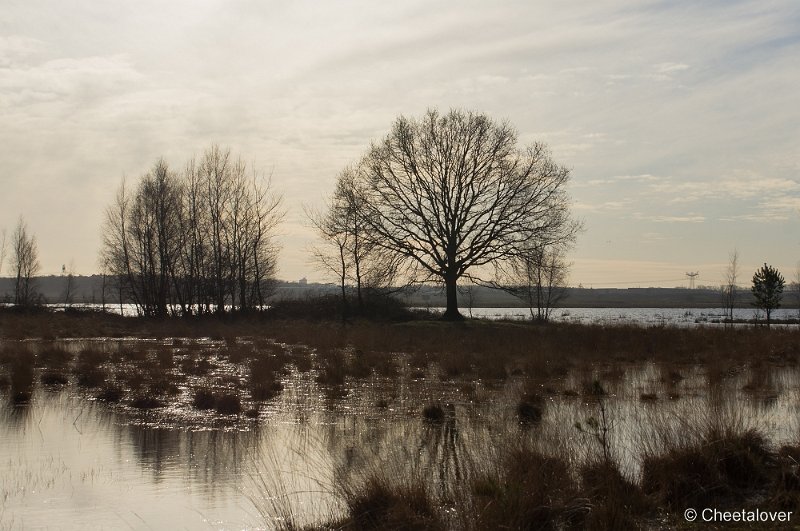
[2, 338, 799, 529]
[442, 307, 798, 326]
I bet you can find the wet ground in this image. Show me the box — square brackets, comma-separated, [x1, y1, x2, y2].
[1, 337, 798, 529]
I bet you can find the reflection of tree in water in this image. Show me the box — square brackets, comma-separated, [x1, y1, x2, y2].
[124, 423, 260, 498]
[1, 400, 33, 431]
[331, 404, 471, 500]
[418, 404, 465, 498]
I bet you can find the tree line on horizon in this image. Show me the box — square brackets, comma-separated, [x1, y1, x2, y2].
[0, 108, 797, 322]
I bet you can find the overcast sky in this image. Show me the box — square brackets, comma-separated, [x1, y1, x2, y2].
[1, 0, 798, 287]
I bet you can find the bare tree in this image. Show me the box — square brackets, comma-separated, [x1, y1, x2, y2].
[62, 261, 77, 309]
[101, 146, 282, 317]
[794, 261, 800, 324]
[458, 284, 478, 318]
[308, 165, 406, 316]
[99, 266, 110, 312]
[0, 228, 7, 276]
[235, 169, 283, 311]
[494, 242, 570, 322]
[121, 159, 184, 317]
[360, 109, 580, 319]
[101, 178, 137, 312]
[11, 217, 41, 307]
[721, 249, 739, 326]
[307, 196, 352, 317]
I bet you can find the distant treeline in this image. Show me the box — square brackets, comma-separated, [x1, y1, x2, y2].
[2, 275, 796, 309]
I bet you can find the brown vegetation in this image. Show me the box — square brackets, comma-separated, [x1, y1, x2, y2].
[3, 311, 800, 529]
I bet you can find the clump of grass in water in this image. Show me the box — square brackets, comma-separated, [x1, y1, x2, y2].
[639, 404, 775, 511]
[579, 460, 650, 529]
[315, 349, 347, 386]
[193, 389, 215, 410]
[96, 386, 123, 402]
[179, 352, 213, 376]
[155, 347, 174, 368]
[130, 395, 164, 409]
[40, 371, 69, 386]
[37, 346, 73, 369]
[516, 393, 545, 424]
[340, 476, 445, 531]
[769, 445, 800, 511]
[9, 349, 35, 404]
[74, 348, 109, 388]
[214, 393, 241, 415]
[641, 426, 774, 510]
[422, 403, 445, 424]
[250, 356, 285, 401]
[192, 388, 243, 415]
[470, 445, 588, 530]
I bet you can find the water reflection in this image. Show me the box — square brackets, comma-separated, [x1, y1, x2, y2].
[2, 339, 800, 529]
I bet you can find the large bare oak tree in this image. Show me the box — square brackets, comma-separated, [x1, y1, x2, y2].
[361, 109, 579, 319]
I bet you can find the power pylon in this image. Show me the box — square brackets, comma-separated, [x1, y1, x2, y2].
[686, 271, 699, 289]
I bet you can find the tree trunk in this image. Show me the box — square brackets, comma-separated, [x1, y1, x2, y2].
[442, 272, 463, 320]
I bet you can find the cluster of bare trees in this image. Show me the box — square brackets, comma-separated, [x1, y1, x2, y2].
[310, 109, 580, 320]
[13, 219, 41, 307]
[307, 166, 407, 316]
[101, 146, 283, 317]
[0, 218, 42, 307]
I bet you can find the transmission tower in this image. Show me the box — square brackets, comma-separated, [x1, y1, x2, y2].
[686, 271, 699, 289]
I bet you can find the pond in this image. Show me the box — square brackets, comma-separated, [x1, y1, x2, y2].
[36, 303, 800, 326]
[1, 336, 798, 529]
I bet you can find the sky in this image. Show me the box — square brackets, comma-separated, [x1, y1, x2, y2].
[1, 0, 798, 288]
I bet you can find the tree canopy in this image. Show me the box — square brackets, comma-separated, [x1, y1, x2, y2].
[751, 263, 784, 328]
[357, 109, 580, 319]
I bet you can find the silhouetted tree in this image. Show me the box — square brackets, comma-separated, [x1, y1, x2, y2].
[0, 228, 7, 276]
[494, 242, 570, 322]
[360, 109, 580, 319]
[721, 249, 739, 325]
[308, 165, 406, 316]
[794, 263, 800, 323]
[751, 263, 784, 328]
[11, 217, 40, 307]
[61, 261, 76, 309]
[101, 146, 282, 317]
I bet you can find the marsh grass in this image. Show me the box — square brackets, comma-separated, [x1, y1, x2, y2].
[3, 314, 800, 528]
[40, 370, 69, 386]
[9, 347, 35, 403]
[96, 385, 124, 402]
[193, 389, 215, 410]
[74, 348, 109, 388]
[470, 446, 587, 530]
[422, 403, 445, 424]
[37, 346, 73, 368]
[214, 393, 242, 415]
[130, 395, 164, 409]
[250, 355, 286, 401]
[638, 404, 776, 511]
[516, 393, 544, 424]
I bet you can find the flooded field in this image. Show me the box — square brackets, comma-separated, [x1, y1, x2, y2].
[34, 303, 800, 326]
[2, 332, 800, 529]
